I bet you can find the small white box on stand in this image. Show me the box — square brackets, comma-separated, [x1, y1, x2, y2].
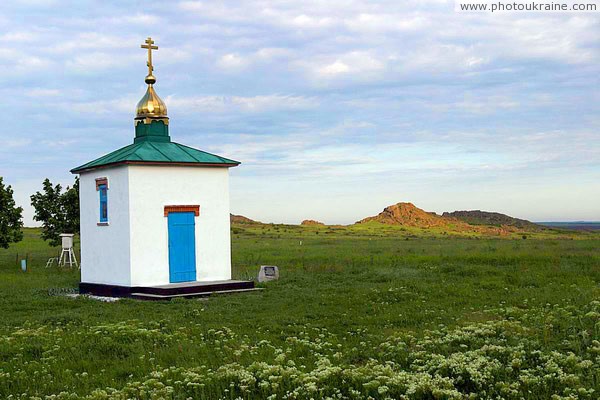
[60, 233, 74, 249]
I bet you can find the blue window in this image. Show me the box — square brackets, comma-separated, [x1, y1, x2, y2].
[98, 184, 108, 223]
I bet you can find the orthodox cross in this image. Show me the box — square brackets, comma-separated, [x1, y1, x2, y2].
[141, 37, 158, 76]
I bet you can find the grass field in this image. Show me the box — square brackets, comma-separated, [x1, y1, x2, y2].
[0, 227, 598, 399]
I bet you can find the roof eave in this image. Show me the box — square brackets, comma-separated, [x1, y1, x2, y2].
[70, 160, 241, 174]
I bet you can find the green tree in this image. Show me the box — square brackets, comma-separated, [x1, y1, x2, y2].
[30, 178, 79, 247]
[0, 177, 24, 248]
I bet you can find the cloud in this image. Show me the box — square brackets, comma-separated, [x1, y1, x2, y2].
[107, 13, 161, 25]
[47, 96, 137, 116]
[24, 88, 62, 97]
[167, 94, 318, 113]
[303, 51, 386, 82]
[0, 48, 53, 74]
[318, 61, 350, 76]
[0, 138, 32, 148]
[344, 13, 430, 32]
[65, 52, 137, 72]
[52, 33, 138, 53]
[429, 94, 520, 115]
[254, 47, 292, 60]
[217, 53, 247, 69]
[288, 14, 336, 29]
[0, 0, 598, 224]
[0, 31, 39, 42]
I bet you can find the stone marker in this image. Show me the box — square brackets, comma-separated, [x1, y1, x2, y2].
[258, 265, 279, 282]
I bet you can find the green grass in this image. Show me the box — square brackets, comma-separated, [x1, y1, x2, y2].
[0, 228, 598, 399]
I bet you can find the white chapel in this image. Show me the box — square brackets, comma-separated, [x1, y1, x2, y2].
[71, 38, 254, 299]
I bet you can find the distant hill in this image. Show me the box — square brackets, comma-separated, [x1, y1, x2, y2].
[356, 202, 451, 228]
[353, 202, 542, 236]
[538, 222, 600, 231]
[443, 210, 543, 230]
[231, 204, 570, 237]
[230, 214, 260, 224]
[301, 219, 325, 226]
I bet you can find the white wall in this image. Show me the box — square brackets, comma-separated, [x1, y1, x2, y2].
[79, 166, 132, 286]
[128, 165, 232, 286]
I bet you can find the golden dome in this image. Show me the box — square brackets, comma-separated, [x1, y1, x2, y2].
[135, 37, 168, 124]
[136, 84, 168, 119]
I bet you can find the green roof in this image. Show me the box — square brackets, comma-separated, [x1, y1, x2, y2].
[71, 140, 239, 173]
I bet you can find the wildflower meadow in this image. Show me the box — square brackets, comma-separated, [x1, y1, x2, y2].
[0, 228, 598, 399]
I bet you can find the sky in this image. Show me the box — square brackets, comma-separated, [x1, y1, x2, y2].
[0, 0, 598, 226]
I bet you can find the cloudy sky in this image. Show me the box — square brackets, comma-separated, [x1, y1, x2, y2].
[0, 0, 598, 225]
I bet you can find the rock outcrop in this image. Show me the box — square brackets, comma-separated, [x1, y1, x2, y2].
[230, 214, 260, 224]
[355, 202, 518, 235]
[356, 202, 450, 228]
[442, 210, 543, 230]
[301, 219, 325, 226]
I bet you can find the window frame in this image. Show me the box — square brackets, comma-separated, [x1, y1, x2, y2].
[98, 183, 108, 224]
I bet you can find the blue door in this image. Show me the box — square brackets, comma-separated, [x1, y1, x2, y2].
[168, 212, 197, 283]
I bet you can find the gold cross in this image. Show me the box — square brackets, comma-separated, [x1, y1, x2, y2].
[140, 37, 158, 76]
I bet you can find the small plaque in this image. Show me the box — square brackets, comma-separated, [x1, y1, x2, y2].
[258, 265, 279, 282]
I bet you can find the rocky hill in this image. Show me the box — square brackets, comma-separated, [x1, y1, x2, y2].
[231, 204, 545, 236]
[355, 202, 527, 235]
[443, 210, 543, 230]
[230, 214, 260, 224]
[356, 202, 453, 228]
[301, 219, 325, 226]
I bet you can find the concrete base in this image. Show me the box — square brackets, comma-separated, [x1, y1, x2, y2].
[79, 280, 257, 300]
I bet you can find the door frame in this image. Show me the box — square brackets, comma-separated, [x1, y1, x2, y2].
[165, 205, 200, 283]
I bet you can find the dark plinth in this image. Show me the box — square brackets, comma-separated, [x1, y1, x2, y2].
[80, 280, 257, 300]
